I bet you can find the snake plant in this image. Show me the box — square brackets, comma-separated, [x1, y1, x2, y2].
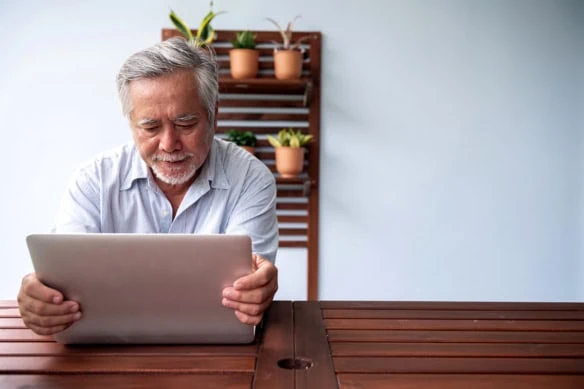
[169, 4, 225, 48]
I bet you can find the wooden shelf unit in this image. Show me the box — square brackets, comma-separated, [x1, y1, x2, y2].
[162, 29, 322, 300]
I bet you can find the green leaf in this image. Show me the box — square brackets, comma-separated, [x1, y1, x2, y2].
[267, 135, 281, 148]
[169, 10, 194, 42]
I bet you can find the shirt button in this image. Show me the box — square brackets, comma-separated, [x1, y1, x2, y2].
[161, 210, 169, 217]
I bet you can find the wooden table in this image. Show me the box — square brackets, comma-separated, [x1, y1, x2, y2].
[1, 300, 583, 388]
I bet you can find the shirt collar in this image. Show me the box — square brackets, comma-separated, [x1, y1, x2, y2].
[120, 138, 230, 191]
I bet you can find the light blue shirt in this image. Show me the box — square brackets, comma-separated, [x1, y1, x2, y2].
[54, 138, 279, 262]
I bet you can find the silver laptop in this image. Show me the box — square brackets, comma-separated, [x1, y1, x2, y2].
[26, 233, 255, 345]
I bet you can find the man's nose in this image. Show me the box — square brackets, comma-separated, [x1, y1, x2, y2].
[159, 126, 181, 153]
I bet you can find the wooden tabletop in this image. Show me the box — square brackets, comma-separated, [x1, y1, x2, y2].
[1, 300, 584, 388]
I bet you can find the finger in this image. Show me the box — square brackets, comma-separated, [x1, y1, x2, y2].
[233, 258, 277, 291]
[222, 297, 271, 317]
[234, 310, 262, 326]
[24, 311, 82, 328]
[21, 298, 79, 317]
[27, 323, 70, 336]
[223, 278, 277, 304]
[21, 273, 64, 304]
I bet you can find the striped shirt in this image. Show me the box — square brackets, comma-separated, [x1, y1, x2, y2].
[54, 138, 278, 262]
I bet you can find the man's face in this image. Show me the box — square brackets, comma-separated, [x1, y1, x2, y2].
[128, 70, 215, 186]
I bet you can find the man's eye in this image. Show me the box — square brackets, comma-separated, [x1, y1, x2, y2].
[142, 127, 159, 133]
[176, 124, 195, 129]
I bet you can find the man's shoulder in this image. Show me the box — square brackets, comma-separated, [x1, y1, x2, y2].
[214, 137, 274, 183]
[75, 142, 138, 179]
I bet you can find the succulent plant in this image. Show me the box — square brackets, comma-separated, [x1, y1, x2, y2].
[267, 128, 313, 148]
[226, 129, 257, 147]
[231, 31, 256, 50]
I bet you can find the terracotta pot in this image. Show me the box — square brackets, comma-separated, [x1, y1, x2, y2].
[275, 147, 305, 178]
[240, 146, 256, 155]
[229, 49, 259, 79]
[273, 49, 302, 80]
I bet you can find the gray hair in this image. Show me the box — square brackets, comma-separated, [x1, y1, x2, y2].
[116, 37, 218, 129]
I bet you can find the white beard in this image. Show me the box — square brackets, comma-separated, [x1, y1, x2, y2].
[151, 152, 199, 185]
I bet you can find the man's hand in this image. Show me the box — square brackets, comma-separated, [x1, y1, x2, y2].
[17, 273, 82, 335]
[222, 254, 278, 325]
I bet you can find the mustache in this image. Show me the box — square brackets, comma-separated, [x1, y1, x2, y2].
[152, 152, 194, 162]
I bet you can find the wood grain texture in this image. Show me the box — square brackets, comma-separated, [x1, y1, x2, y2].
[0, 374, 253, 389]
[0, 355, 255, 373]
[253, 302, 295, 389]
[323, 308, 584, 320]
[324, 318, 584, 331]
[0, 318, 25, 329]
[332, 356, 584, 374]
[337, 374, 584, 389]
[0, 329, 51, 342]
[294, 302, 337, 389]
[320, 301, 584, 311]
[330, 342, 584, 357]
[327, 329, 584, 343]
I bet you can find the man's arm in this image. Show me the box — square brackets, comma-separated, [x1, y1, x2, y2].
[222, 163, 279, 325]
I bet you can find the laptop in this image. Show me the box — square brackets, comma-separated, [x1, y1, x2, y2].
[26, 233, 255, 345]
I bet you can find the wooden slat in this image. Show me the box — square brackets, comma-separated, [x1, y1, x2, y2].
[320, 301, 584, 311]
[337, 374, 584, 389]
[162, 29, 319, 48]
[219, 77, 311, 94]
[0, 355, 254, 373]
[322, 309, 584, 320]
[279, 229, 308, 236]
[277, 190, 305, 198]
[326, 329, 584, 344]
[0, 318, 25, 329]
[276, 203, 308, 211]
[278, 215, 308, 223]
[0, 309, 20, 318]
[329, 342, 584, 357]
[216, 127, 309, 135]
[0, 329, 51, 342]
[217, 112, 309, 121]
[0, 301, 17, 309]
[219, 100, 304, 108]
[253, 302, 294, 389]
[294, 302, 337, 389]
[279, 241, 308, 248]
[332, 356, 584, 374]
[324, 318, 584, 331]
[0, 374, 254, 389]
[0, 342, 258, 356]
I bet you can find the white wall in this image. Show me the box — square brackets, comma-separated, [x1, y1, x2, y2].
[0, 0, 582, 302]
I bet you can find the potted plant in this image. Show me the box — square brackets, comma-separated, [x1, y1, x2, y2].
[226, 129, 257, 155]
[169, 2, 225, 48]
[267, 128, 313, 178]
[229, 31, 259, 79]
[266, 16, 312, 80]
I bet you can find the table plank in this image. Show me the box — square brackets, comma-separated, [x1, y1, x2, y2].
[330, 341, 584, 357]
[0, 309, 20, 318]
[0, 318, 25, 329]
[0, 342, 258, 356]
[333, 356, 584, 374]
[321, 301, 584, 311]
[0, 374, 253, 389]
[253, 302, 295, 389]
[0, 329, 51, 342]
[325, 318, 584, 331]
[337, 374, 584, 389]
[294, 302, 337, 389]
[323, 309, 584, 320]
[0, 301, 17, 309]
[327, 329, 584, 343]
[0, 355, 255, 373]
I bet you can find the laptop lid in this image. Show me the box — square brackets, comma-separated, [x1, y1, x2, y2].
[26, 233, 255, 344]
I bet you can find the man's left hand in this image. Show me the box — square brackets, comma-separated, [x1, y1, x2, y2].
[222, 254, 278, 325]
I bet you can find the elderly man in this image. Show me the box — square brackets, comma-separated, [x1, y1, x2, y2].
[17, 37, 279, 336]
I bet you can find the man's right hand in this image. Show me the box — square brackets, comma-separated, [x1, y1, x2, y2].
[17, 273, 82, 335]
